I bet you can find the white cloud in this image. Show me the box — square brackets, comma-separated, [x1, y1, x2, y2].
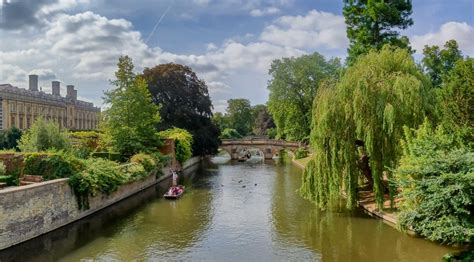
[250, 7, 281, 17]
[29, 68, 57, 80]
[192, 0, 211, 6]
[260, 10, 348, 50]
[0, 9, 337, 110]
[411, 22, 474, 55]
[0, 64, 28, 86]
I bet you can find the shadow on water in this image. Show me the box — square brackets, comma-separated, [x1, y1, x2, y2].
[270, 163, 462, 262]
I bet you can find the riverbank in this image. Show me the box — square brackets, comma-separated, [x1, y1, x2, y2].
[0, 156, 202, 250]
[291, 156, 402, 230]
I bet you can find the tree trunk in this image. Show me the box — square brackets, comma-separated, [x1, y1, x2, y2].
[357, 153, 374, 188]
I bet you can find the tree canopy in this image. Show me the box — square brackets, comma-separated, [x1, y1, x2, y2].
[143, 63, 220, 156]
[267, 52, 341, 142]
[251, 104, 275, 136]
[225, 98, 253, 136]
[436, 57, 474, 145]
[343, 0, 413, 64]
[19, 117, 70, 152]
[103, 56, 161, 157]
[299, 46, 433, 209]
[422, 40, 463, 88]
[395, 120, 473, 244]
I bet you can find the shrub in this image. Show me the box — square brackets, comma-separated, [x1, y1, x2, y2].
[69, 158, 127, 209]
[294, 148, 309, 160]
[396, 120, 474, 244]
[130, 153, 156, 172]
[70, 131, 101, 158]
[0, 161, 5, 176]
[23, 152, 84, 180]
[0, 127, 22, 150]
[221, 128, 242, 139]
[159, 128, 193, 164]
[121, 163, 148, 181]
[19, 118, 70, 152]
[91, 152, 122, 162]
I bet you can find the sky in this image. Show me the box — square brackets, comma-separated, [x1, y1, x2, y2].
[0, 0, 473, 112]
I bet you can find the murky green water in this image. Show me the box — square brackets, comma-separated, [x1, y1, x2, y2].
[0, 159, 461, 261]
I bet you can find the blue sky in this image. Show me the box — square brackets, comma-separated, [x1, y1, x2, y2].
[1, 0, 473, 112]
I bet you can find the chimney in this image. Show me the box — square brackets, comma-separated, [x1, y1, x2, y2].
[52, 81, 60, 96]
[66, 85, 77, 100]
[29, 74, 38, 91]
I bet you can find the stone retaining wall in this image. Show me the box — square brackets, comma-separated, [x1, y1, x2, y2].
[0, 172, 158, 250]
[0, 155, 204, 250]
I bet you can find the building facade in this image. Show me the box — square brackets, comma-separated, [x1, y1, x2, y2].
[0, 75, 100, 130]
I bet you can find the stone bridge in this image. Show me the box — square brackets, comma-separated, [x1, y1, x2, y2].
[220, 138, 304, 160]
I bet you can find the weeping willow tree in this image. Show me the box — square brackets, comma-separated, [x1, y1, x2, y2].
[300, 46, 434, 210]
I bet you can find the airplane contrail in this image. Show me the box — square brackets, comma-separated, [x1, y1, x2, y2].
[145, 0, 175, 44]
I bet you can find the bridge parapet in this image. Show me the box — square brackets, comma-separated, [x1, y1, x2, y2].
[220, 139, 306, 160]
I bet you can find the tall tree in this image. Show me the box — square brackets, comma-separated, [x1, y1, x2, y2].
[143, 63, 220, 156]
[437, 57, 474, 145]
[226, 99, 252, 136]
[212, 112, 230, 131]
[422, 40, 463, 88]
[103, 56, 161, 157]
[343, 0, 413, 64]
[267, 52, 341, 142]
[251, 105, 275, 136]
[300, 47, 433, 210]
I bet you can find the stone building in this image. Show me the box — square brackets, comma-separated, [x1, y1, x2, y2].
[0, 74, 100, 130]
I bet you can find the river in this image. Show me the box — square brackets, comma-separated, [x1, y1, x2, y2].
[0, 158, 460, 261]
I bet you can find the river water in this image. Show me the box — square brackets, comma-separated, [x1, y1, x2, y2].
[0, 158, 460, 261]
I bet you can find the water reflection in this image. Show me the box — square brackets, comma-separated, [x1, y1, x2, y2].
[270, 163, 460, 262]
[0, 160, 463, 262]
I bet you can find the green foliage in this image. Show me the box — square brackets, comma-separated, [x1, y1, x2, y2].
[267, 128, 277, 139]
[267, 52, 342, 141]
[294, 148, 309, 160]
[343, 0, 413, 64]
[422, 40, 463, 88]
[130, 153, 157, 172]
[121, 162, 148, 181]
[221, 128, 242, 139]
[436, 58, 473, 146]
[23, 152, 84, 180]
[18, 118, 70, 152]
[444, 250, 474, 262]
[252, 104, 275, 136]
[90, 152, 122, 162]
[0, 161, 5, 176]
[103, 56, 161, 157]
[396, 120, 474, 244]
[0, 127, 22, 150]
[226, 98, 252, 136]
[143, 63, 220, 156]
[159, 128, 193, 164]
[69, 131, 101, 158]
[212, 112, 230, 131]
[300, 46, 433, 210]
[69, 158, 127, 209]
